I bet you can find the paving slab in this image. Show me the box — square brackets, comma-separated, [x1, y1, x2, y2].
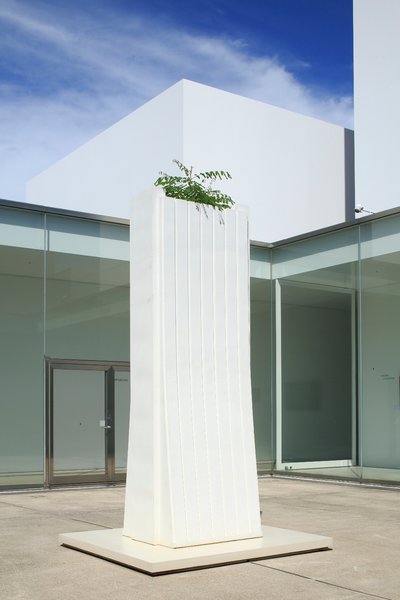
[0, 477, 399, 600]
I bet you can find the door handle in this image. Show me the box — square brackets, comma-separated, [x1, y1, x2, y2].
[102, 425, 112, 430]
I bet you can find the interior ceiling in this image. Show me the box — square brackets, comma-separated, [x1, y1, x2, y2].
[282, 284, 352, 310]
[250, 277, 352, 309]
[361, 256, 400, 292]
[0, 245, 129, 286]
[3, 244, 400, 297]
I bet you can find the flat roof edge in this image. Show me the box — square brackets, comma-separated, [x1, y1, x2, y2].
[2, 197, 400, 248]
[0, 197, 129, 226]
[251, 206, 400, 248]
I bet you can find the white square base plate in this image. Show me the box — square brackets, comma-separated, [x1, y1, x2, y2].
[60, 526, 332, 575]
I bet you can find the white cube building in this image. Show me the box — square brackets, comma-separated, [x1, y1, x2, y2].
[27, 79, 354, 243]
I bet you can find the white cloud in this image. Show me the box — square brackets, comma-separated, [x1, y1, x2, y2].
[0, 0, 353, 202]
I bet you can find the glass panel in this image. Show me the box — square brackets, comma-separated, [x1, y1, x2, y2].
[272, 228, 358, 281]
[360, 214, 400, 483]
[45, 216, 129, 362]
[114, 370, 130, 473]
[250, 246, 274, 471]
[53, 369, 106, 477]
[250, 245, 271, 279]
[281, 283, 353, 462]
[0, 207, 44, 488]
[273, 227, 360, 479]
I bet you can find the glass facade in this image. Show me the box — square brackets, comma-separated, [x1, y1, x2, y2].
[0, 208, 45, 487]
[359, 214, 400, 483]
[0, 204, 130, 488]
[45, 215, 129, 361]
[250, 214, 400, 484]
[250, 247, 274, 471]
[2, 200, 400, 488]
[272, 228, 360, 479]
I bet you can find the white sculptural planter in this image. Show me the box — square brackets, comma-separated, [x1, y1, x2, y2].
[60, 188, 332, 574]
[124, 188, 262, 548]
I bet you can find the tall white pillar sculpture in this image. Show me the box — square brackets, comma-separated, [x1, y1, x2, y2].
[124, 188, 262, 548]
[60, 188, 332, 574]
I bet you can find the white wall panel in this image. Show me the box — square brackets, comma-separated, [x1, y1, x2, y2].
[354, 0, 400, 213]
[182, 81, 352, 242]
[26, 83, 183, 219]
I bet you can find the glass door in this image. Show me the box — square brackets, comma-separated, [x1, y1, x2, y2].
[45, 359, 130, 486]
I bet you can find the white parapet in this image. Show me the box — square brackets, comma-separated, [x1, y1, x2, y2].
[123, 187, 262, 548]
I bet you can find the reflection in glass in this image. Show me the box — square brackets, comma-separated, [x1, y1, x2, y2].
[360, 215, 400, 482]
[45, 215, 129, 362]
[250, 277, 274, 471]
[273, 228, 359, 478]
[281, 283, 352, 462]
[114, 370, 130, 472]
[0, 208, 44, 487]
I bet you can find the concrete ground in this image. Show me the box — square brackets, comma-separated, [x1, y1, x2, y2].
[1, 477, 399, 600]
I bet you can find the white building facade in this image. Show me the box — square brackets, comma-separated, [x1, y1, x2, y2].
[26, 79, 354, 243]
[353, 0, 400, 214]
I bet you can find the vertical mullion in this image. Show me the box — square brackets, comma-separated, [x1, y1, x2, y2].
[275, 280, 282, 469]
[105, 368, 115, 481]
[44, 361, 53, 487]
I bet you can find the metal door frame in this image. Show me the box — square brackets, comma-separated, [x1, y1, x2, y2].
[45, 358, 129, 487]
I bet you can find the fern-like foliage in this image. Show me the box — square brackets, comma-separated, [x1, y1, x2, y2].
[154, 159, 234, 211]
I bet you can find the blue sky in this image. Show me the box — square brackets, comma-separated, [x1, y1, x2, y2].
[0, 0, 353, 201]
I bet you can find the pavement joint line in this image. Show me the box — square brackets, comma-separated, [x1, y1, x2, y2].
[0, 499, 41, 513]
[0, 499, 115, 530]
[250, 562, 394, 600]
[67, 518, 111, 529]
[270, 475, 400, 492]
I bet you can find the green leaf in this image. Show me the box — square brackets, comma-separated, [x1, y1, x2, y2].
[154, 160, 234, 210]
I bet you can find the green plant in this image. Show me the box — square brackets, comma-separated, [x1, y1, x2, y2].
[154, 159, 234, 210]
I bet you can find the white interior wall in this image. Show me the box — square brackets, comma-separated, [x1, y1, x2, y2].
[27, 80, 353, 243]
[354, 0, 400, 213]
